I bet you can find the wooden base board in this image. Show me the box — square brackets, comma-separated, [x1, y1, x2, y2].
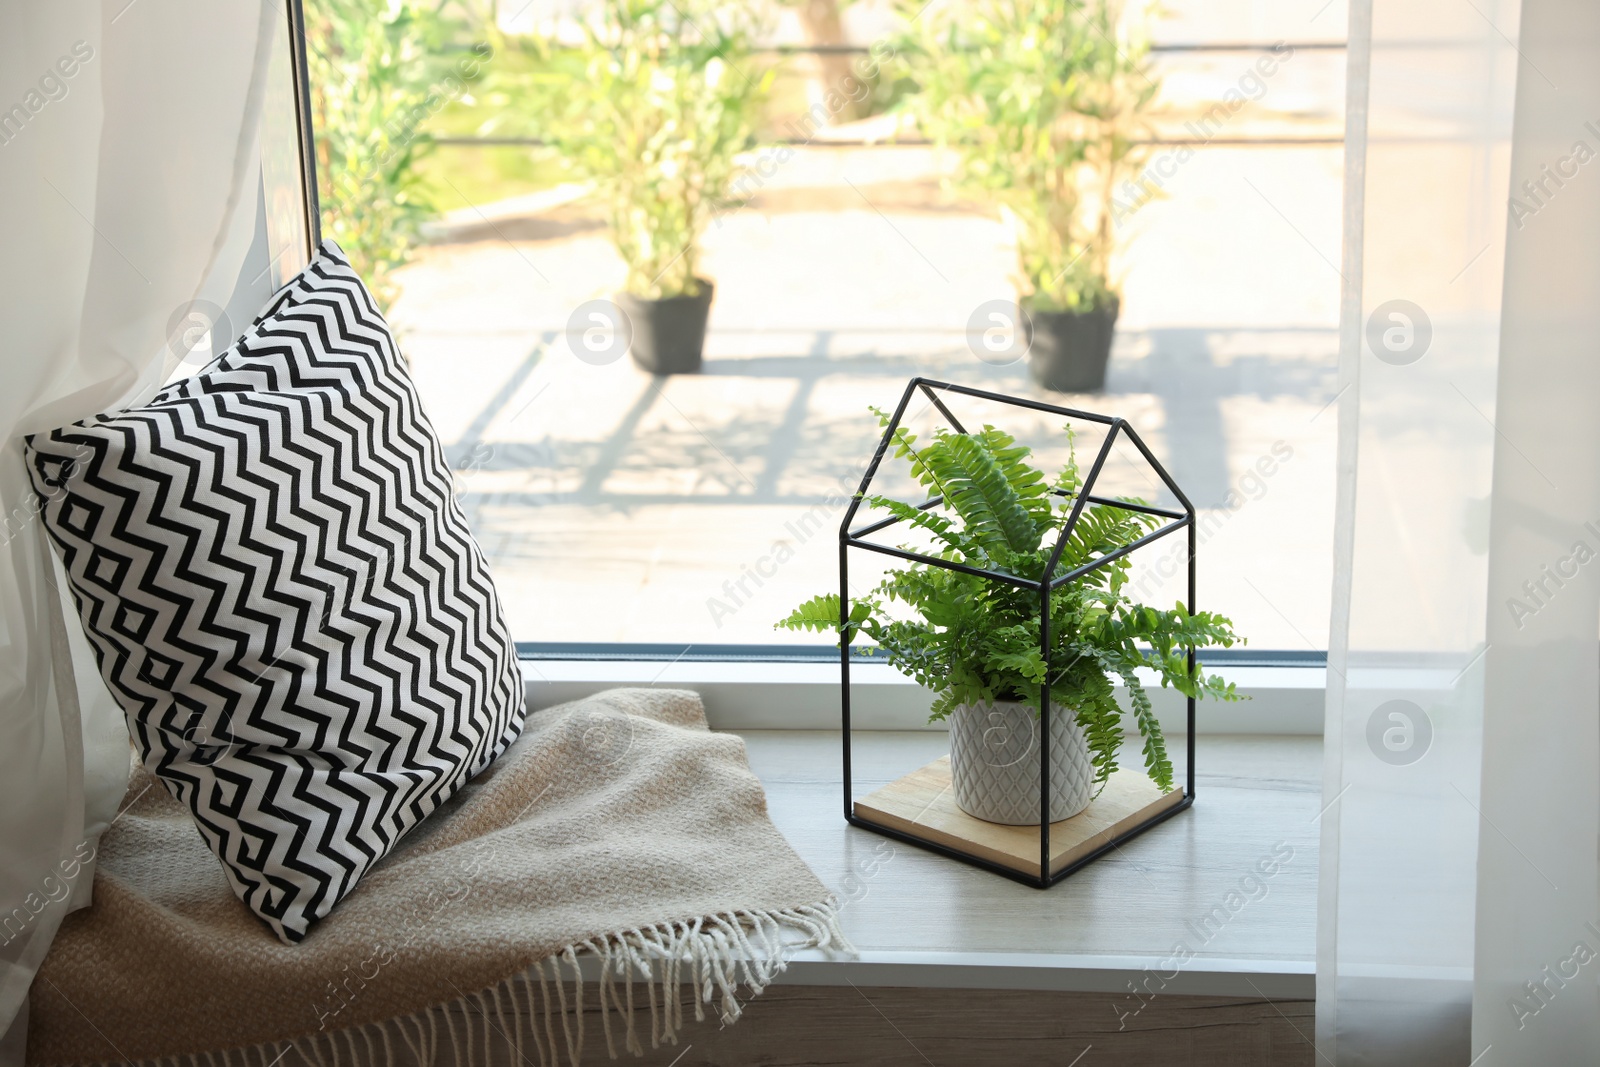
[264, 986, 1318, 1066]
[853, 756, 1186, 878]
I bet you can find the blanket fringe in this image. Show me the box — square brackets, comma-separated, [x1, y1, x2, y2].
[69, 900, 851, 1067]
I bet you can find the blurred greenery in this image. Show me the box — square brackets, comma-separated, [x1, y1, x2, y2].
[413, 143, 567, 210]
[481, 0, 772, 299]
[893, 0, 1158, 313]
[304, 0, 1160, 313]
[305, 0, 471, 310]
[403, 45, 567, 209]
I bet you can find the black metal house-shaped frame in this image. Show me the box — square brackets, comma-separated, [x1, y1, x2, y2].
[838, 377, 1199, 888]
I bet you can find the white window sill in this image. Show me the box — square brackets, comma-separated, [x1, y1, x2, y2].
[523, 666, 1322, 997]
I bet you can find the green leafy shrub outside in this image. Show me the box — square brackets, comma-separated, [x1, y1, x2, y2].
[304, 0, 1158, 315]
[484, 0, 771, 299]
[306, 0, 484, 310]
[893, 0, 1158, 313]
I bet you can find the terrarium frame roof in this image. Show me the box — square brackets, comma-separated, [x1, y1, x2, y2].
[838, 377, 1198, 887]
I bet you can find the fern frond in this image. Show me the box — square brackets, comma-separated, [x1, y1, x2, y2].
[775, 594, 872, 636]
[1064, 673, 1123, 791]
[1053, 423, 1082, 495]
[1120, 669, 1173, 791]
[975, 426, 1053, 529]
[873, 407, 945, 498]
[930, 433, 1042, 555]
[867, 496, 973, 557]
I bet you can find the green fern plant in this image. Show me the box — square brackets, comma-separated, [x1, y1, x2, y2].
[778, 411, 1242, 792]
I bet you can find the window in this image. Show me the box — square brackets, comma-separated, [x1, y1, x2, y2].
[295, 0, 1345, 657]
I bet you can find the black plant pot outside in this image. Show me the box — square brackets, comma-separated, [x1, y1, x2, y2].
[615, 279, 715, 375]
[1024, 296, 1120, 393]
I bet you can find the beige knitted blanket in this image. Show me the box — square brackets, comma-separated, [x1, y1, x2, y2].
[27, 688, 847, 1066]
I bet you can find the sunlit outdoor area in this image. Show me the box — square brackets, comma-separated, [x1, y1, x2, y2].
[307, 0, 1346, 649]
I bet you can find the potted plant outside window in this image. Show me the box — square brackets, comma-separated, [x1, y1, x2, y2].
[778, 415, 1241, 824]
[896, 0, 1156, 391]
[507, 0, 769, 373]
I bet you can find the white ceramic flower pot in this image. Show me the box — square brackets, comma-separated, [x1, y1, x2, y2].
[948, 700, 1095, 825]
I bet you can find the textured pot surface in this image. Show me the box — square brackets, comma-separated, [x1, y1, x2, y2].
[1024, 298, 1119, 393]
[616, 279, 714, 375]
[948, 700, 1095, 825]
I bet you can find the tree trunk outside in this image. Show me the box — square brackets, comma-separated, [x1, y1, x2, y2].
[795, 0, 863, 126]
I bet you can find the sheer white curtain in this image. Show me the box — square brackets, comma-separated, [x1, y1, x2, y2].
[1473, 0, 1600, 1059]
[0, 0, 276, 1049]
[1322, 0, 1600, 1061]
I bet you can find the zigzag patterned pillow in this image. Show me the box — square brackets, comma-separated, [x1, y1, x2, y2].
[26, 241, 526, 944]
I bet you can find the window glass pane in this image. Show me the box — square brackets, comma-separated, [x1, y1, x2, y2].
[306, 0, 1346, 650]
[259, 7, 313, 286]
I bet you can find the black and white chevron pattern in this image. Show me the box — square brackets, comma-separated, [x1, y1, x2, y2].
[27, 241, 526, 944]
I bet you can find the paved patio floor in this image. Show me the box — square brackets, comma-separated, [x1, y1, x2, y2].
[392, 139, 1344, 652]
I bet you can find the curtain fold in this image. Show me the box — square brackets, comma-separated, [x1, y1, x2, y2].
[1472, 0, 1600, 1059]
[0, 0, 276, 1043]
[1324, 0, 1600, 1060]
